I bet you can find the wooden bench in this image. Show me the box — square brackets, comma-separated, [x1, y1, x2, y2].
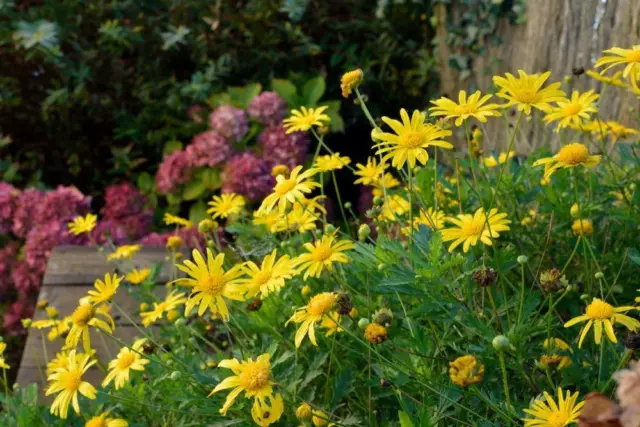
[16, 245, 185, 396]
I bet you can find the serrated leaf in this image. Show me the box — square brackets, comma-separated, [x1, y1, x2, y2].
[271, 78, 298, 107]
[302, 75, 326, 105]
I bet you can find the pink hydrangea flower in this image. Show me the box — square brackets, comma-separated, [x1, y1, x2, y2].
[3, 295, 34, 336]
[103, 182, 149, 220]
[12, 188, 45, 238]
[221, 152, 274, 202]
[186, 130, 233, 168]
[24, 221, 65, 271]
[209, 105, 249, 143]
[139, 232, 169, 247]
[155, 150, 193, 194]
[11, 261, 42, 294]
[0, 242, 18, 296]
[258, 125, 309, 169]
[36, 186, 91, 224]
[247, 91, 287, 126]
[0, 182, 19, 235]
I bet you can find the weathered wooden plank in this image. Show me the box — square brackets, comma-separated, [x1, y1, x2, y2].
[43, 245, 188, 286]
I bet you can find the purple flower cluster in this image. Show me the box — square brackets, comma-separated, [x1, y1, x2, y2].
[12, 188, 45, 238]
[209, 105, 249, 143]
[93, 182, 153, 244]
[258, 125, 309, 169]
[221, 152, 274, 202]
[155, 151, 194, 194]
[186, 131, 232, 168]
[37, 185, 91, 224]
[248, 91, 287, 126]
[0, 242, 18, 295]
[0, 183, 18, 235]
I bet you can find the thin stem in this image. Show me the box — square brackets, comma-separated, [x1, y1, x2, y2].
[517, 262, 526, 326]
[408, 165, 414, 267]
[497, 351, 512, 409]
[355, 88, 377, 128]
[332, 171, 352, 235]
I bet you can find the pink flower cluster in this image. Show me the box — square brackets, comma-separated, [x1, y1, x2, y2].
[186, 131, 232, 168]
[140, 225, 206, 250]
[155, 151, 194, 194]
[93, 182, 153, 244]
[209, 105, 249, 143]
[258, 125, 309, 169]
[248, 91, 288, 126]
[0, 183, 18, 235]
[222, 152, 274, 202]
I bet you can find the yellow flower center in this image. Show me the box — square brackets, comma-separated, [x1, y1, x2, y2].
[311, 244, 333, 262]
[85, 417, 107, 427]
[199, 274, 225, 296]
[275, 178, 296, 196]
[307, 293, 336, 317]
[556, 143, 590, 165]
[461, 219, 484, 237]
[400, 131, 425, 148]
[627, 50, 640, 63]
[63, 369, 82, 391]
[454, 104, 475, 115]
[116, 352, 136, 370]
[586, 299, 614, 319]
[72, 304, 95, 326]
[513, 90, 541, 104]
[254, 270, 272, 286]
[240, 362, 270, 392]
[562, 103, 582, 116]
[545, 411, 569, 427]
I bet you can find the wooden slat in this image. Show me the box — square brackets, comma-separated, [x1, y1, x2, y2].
[43, 245, 188, 285]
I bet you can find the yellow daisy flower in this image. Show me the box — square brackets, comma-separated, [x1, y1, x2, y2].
[449, 355, 484, 387]
[85, 412, 128, 427]
[354, 157, 387, 186]
[237, 249, 296, 299]
[46, 350, 97, 419]
[102, 338, 149, 390]
[207, 193, 246, 220]
[564, 298, 639, 347]
[586, 69, 626, 87]
[251, 393, 284, 426]
[208, 353, 277, 415]
[493, 70, 565, 114]
[259, 165, 320, 213]
[441, 208, 511, 253]
[314, 152, 351, 172]
[107, 244, 141, 261]
[0, 342, 9, 370]
[125, 268, 151, 285]
[252, 210, 281, 233]
[532, 142, 601, 179]
[429, 90, 501, 126]
[46, 351, 69, 376]
[140, 290, 187, 327]
[595, 45, 640, 84]
[286, 292, 338, 347]
[541, 338, 573, 369]
[402, 207, 445, 235]
[174, 248, 245, 319]
[379, 194, 410, 221]
[373, 109, 453, 169]
[65, 302, 115, 353]
[283, 106, 330, 134]
[293, 234, 354, 280]
[163, 213, 193, 228]
[571, 219, 594, 237]
[522, 388, 584, 427]
[321, 312, 343, 337]
[544, 90, 599, 130]
[371, 173, 400, 197]
[67, 214, 98, 235]
[87, 273, 122, 306]
[275, 203, 320, 233]
[597, 120, 638, 140]
[340, 69, 364, 98]
[483, 151, 515, 168]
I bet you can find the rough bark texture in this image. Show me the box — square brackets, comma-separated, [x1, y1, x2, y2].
[438, 0, 640, 153]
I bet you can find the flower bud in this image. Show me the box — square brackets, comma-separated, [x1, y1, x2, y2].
[271, 164, 290, 178]
[167, 310, 180, 322]
[358, 224, 371, 241]
[570, 203, 581, 218]
[517, 255, 528, 265]
[36, 299, 48, 309]
[373, 308, 393, 326]
[296, 403, 312, 421]
[301, 285, 312, 297]
[21, 318, 32, 328]
[340, 69, 364, 98]
[139, 302, 149, 312]
[324, 224, 336, 234]
[492, 335, 510, 352]
[358, 318, 370, 329]
[169, 371, 181, 380]
[166, 235, 183, 250]
[473, 267, 498, 287]
[580, 293, 590, 301]
[377, 263, 386, 271]
[312, 409, 331, 427]
[174, 317, 186, 327]
[343, 201, 352, 210]
[372, 196, 383, 206]
[349, 307, 359, 318]
[594, 272, 604, 280]
[198, 219, 216, 233]
[539, 268, 564, 293]
[336, 292, 353, 315]
[365, 323, 388, 344]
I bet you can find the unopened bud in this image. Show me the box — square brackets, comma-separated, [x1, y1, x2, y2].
[517, 255, 528, 265]
[358, 224, 371, 241]
[492, 335, 510, 352]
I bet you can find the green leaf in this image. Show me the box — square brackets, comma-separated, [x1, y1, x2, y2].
[628, 248, 640, 266]
[163, 140, 183, 156]
[189, 199, 208, 224]
[271, 78, 299, 107]
[228, 83, 262, 109]
[323, 100, 344, 133]
[182, 180, 206, 201]
[302, 75, 326, 106]
[201, 168, 221, 190]
[399, 411, 415, 427]
[137, 172, 154, 193]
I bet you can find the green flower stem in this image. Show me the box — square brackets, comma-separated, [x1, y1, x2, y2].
[560, 236, 582, 275]
[434, 147, 439, 210]
[546, 294, 553, 343]
[408, 164, 414, 267]
[497, 351, 512, 409]
[463, 120, 479, 188]
[486, 288, 503, 333]
[571, 169, 593, 294]
[517, 262, 526, 326]
[544, 367, 556, 390]
[2, 368, 11, 420]
[354, 88, 377, 129]
[598, 340, 605, 389]
[332, 170, 352, 235]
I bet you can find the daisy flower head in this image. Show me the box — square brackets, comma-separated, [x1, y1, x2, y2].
[163, 213, 193, 228]
[595, 45, 640, 84]
[125, 268, 151, 285]
[0, 342, 9, 369]
[207, 193, 245, 220]
[354, 157, 387, 186]
[87, 273, 122, 306]
[544, 90, 599, 131]
[283, 106, 330, 134]
[564, 298, 639, 347]
[208, 353, 276, 415]
[571, 219, 594, 237]
[286, 292, 338, 347]
[293, 233, 354, 280]
[429, 90, 501, 126]
[107, 244, 141, 261]
[493, 70, 566, 115]
[598, 120, 639, 141]
[379, 194, 410, 221]
[252, 210, 281, 233]
[65, 302, 114, 353]
[85, 412, 128, 427]
[586, 69, 626, 87]
[251, 393, 284, 426]
[321, 312, 343, 337]
[532, 142, 601, 180]
[522, 388, 584, 427]
[449, 355, 485, 387]
[259, 165, 320, 214]
[483, 151, 515, 168]
[45, 350, 97, 419]
[441, 208, 511, 253]
[402, 207, 445, 235]
[314, 152, 351, 172]
[174, 248, 245, 319]
[67, 214, 97, 236]
[275, 202, 320, 234]
[140, 290, 187, 327]
[340, 69, 364, 98]
[102, 338, 149, 390]
[373, 109, 453, 169]
[237, 249, 296, 299]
